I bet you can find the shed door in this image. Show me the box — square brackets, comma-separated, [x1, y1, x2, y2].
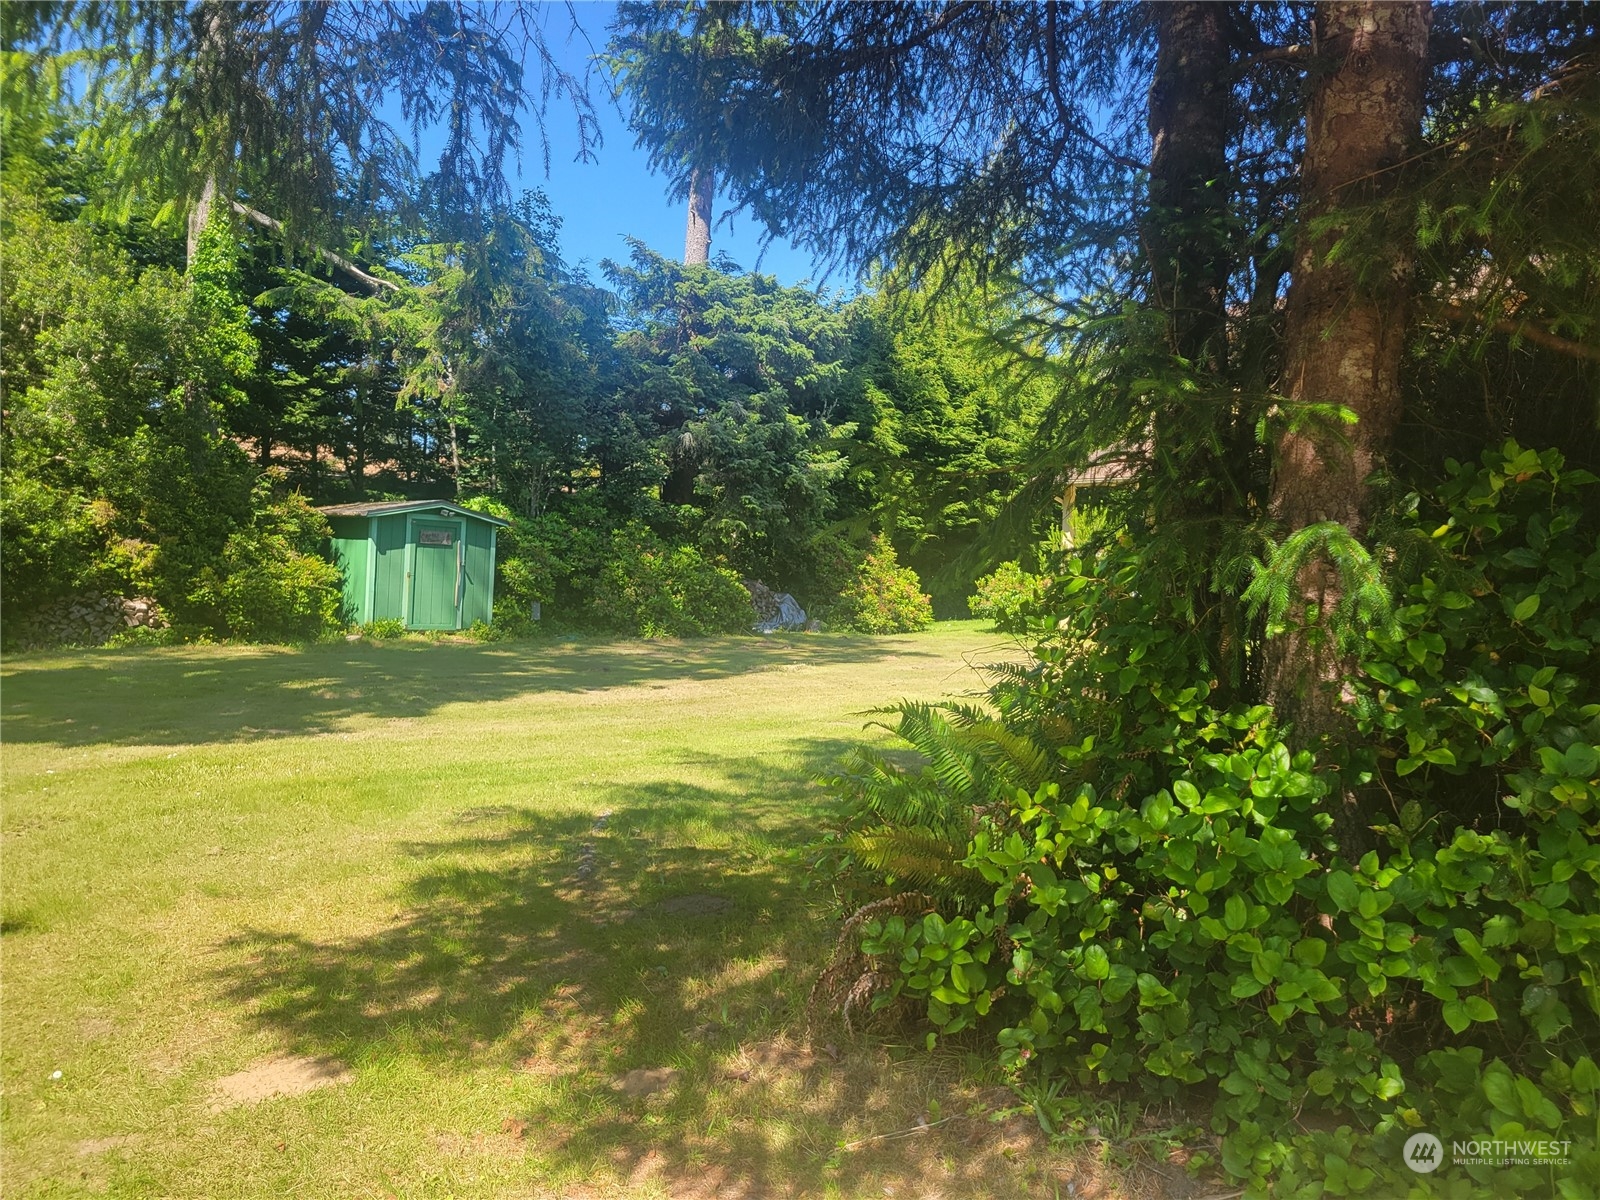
[409, 520, 463, 629]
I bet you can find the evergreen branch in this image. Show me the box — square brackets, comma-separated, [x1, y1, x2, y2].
[1244, 522, 1397, 649]
[231, 202, 400, 295]
[1435, 301, 1600, 365]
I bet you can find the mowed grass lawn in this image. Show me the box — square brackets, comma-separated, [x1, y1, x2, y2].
[2, 622, 1117, 1199]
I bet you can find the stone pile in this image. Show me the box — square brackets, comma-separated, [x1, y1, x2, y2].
[119, 596, 165, 630]
[12, 593, 167, 650]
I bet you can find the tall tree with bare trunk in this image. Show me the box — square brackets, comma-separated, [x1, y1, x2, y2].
[1262, 0, 1433, 852]
[1145, 2, 1230, 371]
[683, 163, 715, 265]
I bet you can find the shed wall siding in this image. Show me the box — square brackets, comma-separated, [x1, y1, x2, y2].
[372, 514, 409, 621]
[463, 520, 495, 626]
[327, 518, 370, 623]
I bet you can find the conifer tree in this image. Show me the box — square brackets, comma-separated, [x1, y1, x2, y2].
[609, 0, 1596, 823]
[15, 2, 600, 269]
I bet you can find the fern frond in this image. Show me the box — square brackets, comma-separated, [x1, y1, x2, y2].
[940, 701, 996, 728]
[847, 825, 977, 885]
[882, 702, 982, 801]
[823, 745, 974, 838]
[957, 720, 1053, 790]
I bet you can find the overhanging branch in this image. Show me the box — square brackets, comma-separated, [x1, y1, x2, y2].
[230, 201, 401, 294]
[1243, 44, 1312, 69]
[1438, 302, 1600, 365]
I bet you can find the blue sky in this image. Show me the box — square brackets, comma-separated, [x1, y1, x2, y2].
[497, 2, 822, 288]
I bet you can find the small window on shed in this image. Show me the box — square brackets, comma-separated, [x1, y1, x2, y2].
[418, 528, 455, 546]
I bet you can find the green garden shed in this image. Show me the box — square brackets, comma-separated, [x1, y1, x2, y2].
[319, 500, 509, 630]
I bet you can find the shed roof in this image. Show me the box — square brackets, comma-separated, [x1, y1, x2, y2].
[317, 500, 510, 527]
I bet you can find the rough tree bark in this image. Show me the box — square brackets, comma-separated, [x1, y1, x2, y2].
[184, 2, 228, 269]
[186, 174, 218, 268]
[1264, 0, 1432, 852]
[1144, 2, 1252, 697]
[1146, 1, 1231, 369]
[674, 160, 714, 504]
[683, 163, 715, 265]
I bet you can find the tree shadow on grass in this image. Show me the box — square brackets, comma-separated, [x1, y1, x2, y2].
[0, 632, 983, 749]
[208, 746, 1061, 1198]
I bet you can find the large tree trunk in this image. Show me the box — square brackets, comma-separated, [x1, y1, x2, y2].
[183, 172, 222, 433]
[185, 2, 229, 269]
[683, 163, 715, 265]
[351, 377, 368, 497]
[1145, 3, 1249, 695]
[186, 174, 218, 268]
[1146, 2, 1230, 369]
[1264, 0, 1431, 852]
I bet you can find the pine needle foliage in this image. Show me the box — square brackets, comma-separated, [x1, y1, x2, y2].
[14, 2, 601, 249]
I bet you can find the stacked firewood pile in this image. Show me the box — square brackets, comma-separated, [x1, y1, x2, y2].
[742, 579, 810, 633]
[743, 579, 782, 625]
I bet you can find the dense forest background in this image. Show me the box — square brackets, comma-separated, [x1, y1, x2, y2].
[2, 10, 1054, 647]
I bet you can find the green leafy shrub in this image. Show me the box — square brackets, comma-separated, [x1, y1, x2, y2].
[0, 190, 257, 642]
[104, 624, 178, 649]
[0, 475, 106, 623]
[187, 487, 344, 643]
[968, 560, 1047, 633]
[591, 526, 751, 638]
[361, 618, 406, 640]
[458, 494, 611, 629]
[821, 443, 1600, 1196]
[832, 535, 933, 634]
[1350, 441, 1599, 826]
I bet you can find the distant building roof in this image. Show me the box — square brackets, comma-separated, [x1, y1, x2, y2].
[1069, 441, 1148, 488]
[316, 500, 510, 526]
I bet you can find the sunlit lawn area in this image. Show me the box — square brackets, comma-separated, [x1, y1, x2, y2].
[1, 622, 1162, 1199]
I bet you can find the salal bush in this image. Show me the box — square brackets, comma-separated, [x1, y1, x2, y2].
[823, 443, 1599, 1197]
